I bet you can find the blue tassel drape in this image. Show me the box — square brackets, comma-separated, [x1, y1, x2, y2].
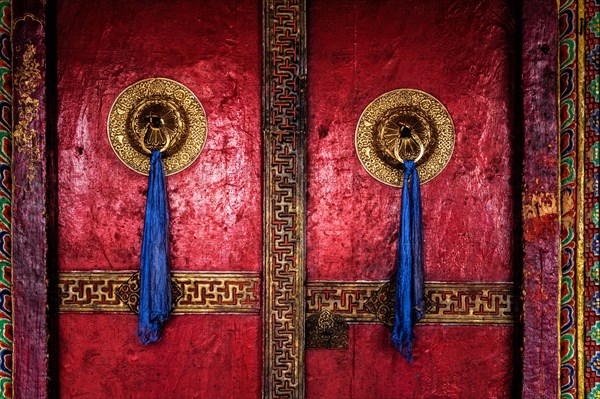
[391, 160, 425, 362]
[137, 150, 172, 344]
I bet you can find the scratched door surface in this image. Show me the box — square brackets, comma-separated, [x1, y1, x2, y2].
[305, 1, 518, 398]
[56, 1, 262, 398]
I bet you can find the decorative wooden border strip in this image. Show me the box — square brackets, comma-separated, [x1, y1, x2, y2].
[307, 282, 380, 323]
[521, 1, 560, 397]
[583, 0, 600, 396]
[558, 0, 580, 396]
[262, 0, 307, 398]
[58, 271, 260, 314]
[59, 272, 515, 326]
[11, 3, 49, 398]
[307, 281, 516, 325]
[0, 1, 11, 397]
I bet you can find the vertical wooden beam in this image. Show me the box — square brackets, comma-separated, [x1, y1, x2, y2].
[262, 0, 307, 398]
[521, 1, 560, 398]
[11, 1, 48, 397]
[0, 1, 12, 397]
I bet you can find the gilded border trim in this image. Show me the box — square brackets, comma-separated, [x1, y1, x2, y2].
[576, 0, 586, 395]
[58, 271, 260, 314]
[307, 281, 516, 325]
[262, 1, 307, 398]
[59, 272, 515, 326]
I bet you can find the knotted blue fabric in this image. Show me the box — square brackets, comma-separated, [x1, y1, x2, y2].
[391, 160, 425, 362]
[137, 150, 172, 344]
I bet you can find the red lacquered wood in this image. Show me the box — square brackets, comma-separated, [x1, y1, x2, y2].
[55, 1, 262, 398]
[306, 0, 520, 397]
[307, 325, 514, 399]
[59, 314, 262, 399]
[57, 0, 262, 273]
[307, 0, 518, 283]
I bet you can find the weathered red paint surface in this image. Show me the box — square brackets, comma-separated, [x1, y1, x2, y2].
[56, 1, 261, 397]
[57, 0, 262, 273]
[306, 0, 518, 397]
[59, 314, 261, 399]
[307, 0, 518, 283]
[307, 325, 514, 399]
[520, 0, 559, 397]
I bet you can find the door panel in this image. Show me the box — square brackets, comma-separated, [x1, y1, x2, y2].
[306, 0, 516, 282]
[306, 1, 517, 398]
[57, 0, 262, 274]
[56, 1, 262, 398]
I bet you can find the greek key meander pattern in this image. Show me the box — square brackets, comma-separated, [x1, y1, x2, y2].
[263, 0, 307, 398]
[58, 272, 260, 314]
[306, 282, 516, 324]
[58, 271, 515, 325]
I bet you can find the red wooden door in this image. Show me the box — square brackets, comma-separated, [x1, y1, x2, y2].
[304, 1, 519, 398]
[56, 1, 263, 397]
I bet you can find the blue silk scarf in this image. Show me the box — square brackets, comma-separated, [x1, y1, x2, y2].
[391, 160, 425, 362]
[137, 150, 172, 344]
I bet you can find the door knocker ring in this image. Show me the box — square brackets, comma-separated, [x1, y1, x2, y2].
[394, 136, 425, 164]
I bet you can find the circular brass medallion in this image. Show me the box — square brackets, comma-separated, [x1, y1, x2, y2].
[355, 89, 454, 187]
[108, 78, 208, 176]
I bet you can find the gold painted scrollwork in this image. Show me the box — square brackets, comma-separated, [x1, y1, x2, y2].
[13, 43, 42, 185]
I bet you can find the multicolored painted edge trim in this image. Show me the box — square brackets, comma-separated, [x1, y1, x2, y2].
[560, 0, 600, 397]
[0, 2, 10, 398]
[584, 0, 600, 397]
[560, 0, 580, 397]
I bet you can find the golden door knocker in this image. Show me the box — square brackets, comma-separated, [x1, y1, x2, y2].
[355, 89, 455, 360]
[355, 88, 455, 186]
[107, 78, 209, 344]
[108, 77, 208, 175]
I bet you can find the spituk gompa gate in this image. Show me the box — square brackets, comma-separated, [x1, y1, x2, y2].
[2, 0, 599, 398]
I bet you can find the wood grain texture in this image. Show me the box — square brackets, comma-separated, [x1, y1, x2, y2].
[11, 1, 49, 398]
[521, 1, 560, 398]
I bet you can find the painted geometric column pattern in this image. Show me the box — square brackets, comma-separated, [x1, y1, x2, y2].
[0, 2, 10, 398]
[262, 0, 307, 398]
[585, 0, 600, 397]
[560, 0, 581, 397]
